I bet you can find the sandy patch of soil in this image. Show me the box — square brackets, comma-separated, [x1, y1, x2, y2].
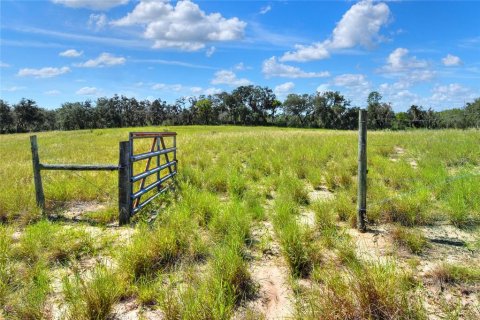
[237, 220, 295, 319]
[346, 226, 395, 263]
[298, 210, 316, 228]
[390, 146, 418, 169]
[61, 201, 106, 220]
[307, 184, 334, 203]
[110, 298, 164, 320]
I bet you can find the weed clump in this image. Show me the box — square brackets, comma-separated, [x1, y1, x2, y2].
[391, 225, 429, 254]
[429, 263, 480, 284]
[119, 213, 206, 281]
[63, 266, 125, 320]
[304, 262, 425, 319]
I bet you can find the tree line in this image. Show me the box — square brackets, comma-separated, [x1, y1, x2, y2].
[1, 86, 479, 134]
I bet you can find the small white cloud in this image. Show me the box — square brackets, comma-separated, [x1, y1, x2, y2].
[51, 0, 128, 10]
[44, 90, 61, 95]
[442, 54, 462, 67]
[382, 48, 428, 72]
[152, 83, 183, 92]
[333, 73, 369, 88]
[281, 0, 391, 62]
[18, 66, 70, 78]
[59, 49, 83, 57]
[112, 0, 246, 51]
[76, 86, 99, 95]
[211, 70, 251, 87]
[206, 46, 216, 57]
[234, 62, 246, 71]
[316, 84, 330, 92]
[274, 82, 295, 98]
[0, 61, 10, 68]
[263, 56, 330, 78]
[190, 87, 203, 94]
[204, 87, 222, 95]
[189, 86, 222, 95]
[379, 48, 435, 84]
[1, 86, 25, 92]
[76, 52, 126, 68]
[259, 5, 271, 15]
[88, 13, 108, 31]
[431, 83, 471, 102]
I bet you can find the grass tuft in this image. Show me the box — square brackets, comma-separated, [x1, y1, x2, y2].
[391, 225, 429, 254]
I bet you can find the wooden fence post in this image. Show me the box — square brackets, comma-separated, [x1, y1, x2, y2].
[119, 141, 132, 225]
[30, 135, 45, 211]
[357, 109, 367, 232]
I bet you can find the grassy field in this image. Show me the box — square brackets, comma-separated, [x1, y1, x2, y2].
[0, 126, 479, 319]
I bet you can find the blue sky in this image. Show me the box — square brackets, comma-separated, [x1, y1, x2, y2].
[1, 0, 479, 111]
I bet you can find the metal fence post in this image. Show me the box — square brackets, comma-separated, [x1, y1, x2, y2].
[357, 109, 367, 232]
[119, 141, 132, 225]
[30, 135, 45, 211]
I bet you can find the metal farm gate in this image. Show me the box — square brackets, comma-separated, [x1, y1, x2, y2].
[31, 132, 177, 225]
[119, 132, 177, 224]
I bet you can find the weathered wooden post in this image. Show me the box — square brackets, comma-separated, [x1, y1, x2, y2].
[118, 141, 132, 225]
[30, 135, 45, 211]
[357, 109, 367, 232]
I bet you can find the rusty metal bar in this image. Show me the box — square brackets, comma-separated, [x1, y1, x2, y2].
[159, 136, 174, 175]
[131, 171, 176, 200]
[131, 161, 177, 183]
[40, 164, 119, 171]
[131, 147, 176, 162]
[130, 132, 177, 138]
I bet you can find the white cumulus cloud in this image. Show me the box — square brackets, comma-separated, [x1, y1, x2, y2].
[382, 48, 428, 72]
[431, 83, 472, 102]
[190, 86, 222, 95]
[51, 0, 129, 10]
[0, 61, 10, 68]
[333, 74, 369, 88]
[379, 48, 434, 84]
[274, 82, 295, 98]
[59, 49, 83, 57]
[442, 54, 462, 67]
[18, 66, 70, 78]
[262, 56, 330, 79]
[211, 70, 251, 87]
[76, 53, 126, 68]
[281, 0, 391, 62]
[111, 0, 246, 51]
[76, 87, 99, 95]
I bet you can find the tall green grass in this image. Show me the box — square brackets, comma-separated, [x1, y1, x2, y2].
[1, 126, 479, 318]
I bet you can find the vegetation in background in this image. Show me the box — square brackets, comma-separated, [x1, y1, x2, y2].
[1, 90, 480, 134]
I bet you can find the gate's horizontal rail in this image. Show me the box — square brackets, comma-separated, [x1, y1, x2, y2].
[133, 185, 170, 214]
[40, 164, 119, 171]
[131, 171, 177, 200]
[131, 147, 176, 162]
[130, 132, 177, 138]
[131, 160, 177, 183]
